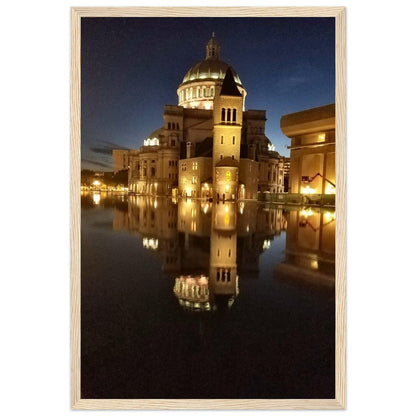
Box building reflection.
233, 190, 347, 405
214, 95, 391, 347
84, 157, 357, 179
274, 208, 335, 291
110, 193, 336, 308
111, 195, 288, 311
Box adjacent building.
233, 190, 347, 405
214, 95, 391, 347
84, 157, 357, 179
112, 149, 130, 173
280, 103, 336, 195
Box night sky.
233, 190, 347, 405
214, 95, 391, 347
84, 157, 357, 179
81, 17, 335, 171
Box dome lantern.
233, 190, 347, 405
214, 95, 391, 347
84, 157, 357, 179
206, 32, 220, 60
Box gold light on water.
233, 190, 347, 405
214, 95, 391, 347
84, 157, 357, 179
324, 211, 336, 221
301, 208, 313, 217
92, 193, 100, 205
310, 259, 319, 270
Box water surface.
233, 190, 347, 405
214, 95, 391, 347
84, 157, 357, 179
81, 193, 335, 399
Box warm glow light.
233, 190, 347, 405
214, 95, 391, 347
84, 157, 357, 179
153, 200, 158, 209
301, 186, 316, 194
318, 133, 326, 141
144, 137, 159, 146
225, 204, 229, 213
325, 184, 336, 194
225, 184, 230, 192
203, 203, 209, 214
267, 143, 275, 151
224, 214, 229, 226
143, 238, 158, 250
239, 202, 245, 214
262, 240, 271, 250
92, 180, 101, 186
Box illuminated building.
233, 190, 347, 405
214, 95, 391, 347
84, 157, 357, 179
120, 35, 284, 198
280, 104, 336, 195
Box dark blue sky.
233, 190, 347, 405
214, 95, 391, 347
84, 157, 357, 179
81, 17, 335, 170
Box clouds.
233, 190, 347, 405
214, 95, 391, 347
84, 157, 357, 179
81, 158, 113, 170
90, 140, 128, 156
81, 139, 131, 171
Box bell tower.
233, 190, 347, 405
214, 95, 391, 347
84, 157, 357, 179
212, 67, 244, 200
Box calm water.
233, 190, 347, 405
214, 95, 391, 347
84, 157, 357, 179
81, 193, 335, 399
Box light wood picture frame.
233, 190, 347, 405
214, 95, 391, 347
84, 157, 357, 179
71, 6, 345, 410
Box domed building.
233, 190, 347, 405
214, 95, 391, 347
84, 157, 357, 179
177, 34, 247, 110
124, 35, 284, 198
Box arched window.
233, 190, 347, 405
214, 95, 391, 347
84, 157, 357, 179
221, 136, 223, 144
221, 108, 225, 122
196, 86, 200, 98
232, 109, 236, 123
202, 86, 206, 97
210, 86, 214, 96
227, 108, 231, 122
232, 136, 235, 145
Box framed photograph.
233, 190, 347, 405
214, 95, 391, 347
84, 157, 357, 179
71, 7, 345, 409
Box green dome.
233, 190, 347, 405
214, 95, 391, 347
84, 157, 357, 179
181, 60, 243, 87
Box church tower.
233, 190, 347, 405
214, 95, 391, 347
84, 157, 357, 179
212, 68, 244, 200
209, 201, 239, 306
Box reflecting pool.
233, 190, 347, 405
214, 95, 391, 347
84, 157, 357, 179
81, 193, 335, 399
